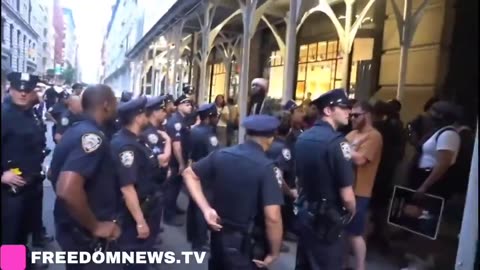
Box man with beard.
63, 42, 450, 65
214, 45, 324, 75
248, 78, 282, 116
345, 101, 383, 270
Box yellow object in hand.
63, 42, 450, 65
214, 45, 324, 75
11, 168, 22, 175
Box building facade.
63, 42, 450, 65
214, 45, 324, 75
31, 0, 55, 75
62, 8, 76, 68
121, 1, 476, 268
52, 0, 64, 68
1, 0, 40, 73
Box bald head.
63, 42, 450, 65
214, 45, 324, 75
81, 84, 117, 121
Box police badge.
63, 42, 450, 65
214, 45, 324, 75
273, 167, 283, 187
148, 134, 159, 144
119, 151, 134, 168
282, 148, 291, 161
61, 117, 69, 126
340, 142, 352, 160
210, 136, 218, 147
81, 133, 102, 153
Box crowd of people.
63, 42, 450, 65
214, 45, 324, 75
1, 71, 476, 270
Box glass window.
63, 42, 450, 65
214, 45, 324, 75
299, 45, 308, 63
308, 43, 317, 62
327, 41, 338, 59
317, 41, 327, 61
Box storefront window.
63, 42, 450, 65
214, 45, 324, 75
208, 63, 227, 102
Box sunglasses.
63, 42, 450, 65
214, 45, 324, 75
350, 113, 365, 118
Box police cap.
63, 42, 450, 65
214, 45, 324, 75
283, 99, 298, 111
7, 72, 40, 92
174, 94, 191, 106
145, 95, 167, 111
242, 114, 280, 137
117, 96, 147, 119
311, 89, 349, 110
197, 103, 217, 119
165, 94, 174, 104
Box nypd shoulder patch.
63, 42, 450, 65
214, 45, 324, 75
273, 167, 283, 187
282, 148, 291, 161
210, 136, 218, 147
119, 151, 134, 168
81, 133, 102, 153
148, 134, 159, 144
61, 117, 69, 126
340, 142, 352, 160
174, 123, 182, 131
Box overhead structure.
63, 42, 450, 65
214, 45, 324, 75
390, 0, 431, 101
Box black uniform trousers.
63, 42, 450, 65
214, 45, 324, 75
32, 181, 46, 239
209, 230, 259, 270
163, 172, 183, 222
294, 210, 344, 270
186, 192, 209, 248
56, 223, 122, 270
1, 186, 36, 244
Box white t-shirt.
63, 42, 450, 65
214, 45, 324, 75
418, 126, 461, 169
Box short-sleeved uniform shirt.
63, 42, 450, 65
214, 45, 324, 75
56, 111, 85, 136
141, 124, 168, 184
49, 118, 121, 227
111, 128, 159, 198
1, 102, 45, 175
191, 140, 284, 230
295, 120, 354, 205
266, 137, 294, 187
189, 124, 220, 162
165, 112, 191, 169
48, 102, 68, 123
346, 127, 383, 198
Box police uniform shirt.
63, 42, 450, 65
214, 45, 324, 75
1, 101, 45, 176
189, 124, 219, 162
191, 140, 284, 229
266, 137, 294, 187
111, 128, 158, 197
48, 101, 68, 123
56, 111, 85, 136
141, 124, 166, 157
295, 120, 354, 203
165, 112, 190, 167
49, 118, 120, 226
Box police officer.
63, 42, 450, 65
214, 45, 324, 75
49, 84, 121, 270
47, 88, 69, 143
187, 103, 220, 251
54, 95, 84, 143
164, 94, 193, 226
182, 114, 284, 269
294, 89, 356, 270
30, 83, 54, 248
111, 97, 162, 269
1, 72, 48, 251
266, 111, 298, 245
71, 83, 84, 96
283, 99, 305, 148
142, 95, 172, 241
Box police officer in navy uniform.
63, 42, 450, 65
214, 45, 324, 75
284, 99, 305, 148
266, 110, 299, 245
164, 94, 193, 226
111, 97, 162, 269
187, 103, 220, 251
49, 85, 121, 270
1, 73, 49, 253
142, 95, 172, 241
183, 114, 284, 270
47, 89, 70, 142
54, 95, 84, 143
294, 89, 356, 270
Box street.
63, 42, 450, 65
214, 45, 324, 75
39, 122, 397, 269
